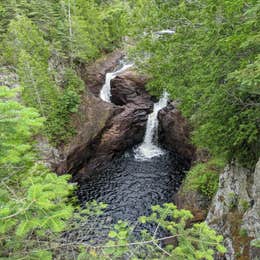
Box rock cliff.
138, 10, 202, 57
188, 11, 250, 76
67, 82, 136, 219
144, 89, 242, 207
206, 159, 260, 259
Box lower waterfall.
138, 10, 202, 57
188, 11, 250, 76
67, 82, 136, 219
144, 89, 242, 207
134, 91, 169, 160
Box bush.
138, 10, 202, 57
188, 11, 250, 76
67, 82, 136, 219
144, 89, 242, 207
46, 69, 84, 145
183, 158, 225, 199
77, 203, 226, 260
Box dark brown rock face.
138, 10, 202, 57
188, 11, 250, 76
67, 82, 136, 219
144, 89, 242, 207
110, 70, 153, 107
57, 51, 195, 181
56, 94, 115, 175
78, 50, 124, 96
57, 52, 154, 179
158, 102, 195, 161
75, 104, 151, 181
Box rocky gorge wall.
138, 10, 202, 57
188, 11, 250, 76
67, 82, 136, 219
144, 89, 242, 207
55, 51, 195, 182
206, 159, 260, 260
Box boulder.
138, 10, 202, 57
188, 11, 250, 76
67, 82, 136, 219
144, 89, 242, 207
75, 103, 151, 181
242, 159, 260, 238
56, 94, 115, 174
57, 53, 154, 179
173, 190, 210, 224
158, 102, 195, 161
110, 70, 153, 107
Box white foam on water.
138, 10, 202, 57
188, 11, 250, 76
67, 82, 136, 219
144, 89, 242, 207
100, 63, 133, 102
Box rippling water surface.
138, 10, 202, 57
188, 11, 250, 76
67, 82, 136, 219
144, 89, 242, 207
78, 149, 187, 223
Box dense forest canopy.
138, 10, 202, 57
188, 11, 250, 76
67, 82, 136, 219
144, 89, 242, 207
129, 0, 260, 167
0, 0, 259, 259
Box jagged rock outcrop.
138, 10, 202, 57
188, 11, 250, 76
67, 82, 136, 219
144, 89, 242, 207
57, 51, 197, 180
242, 159, 260, 238
242, 159, 260, 259
158, 102, 196, 161
110, 70, 153, 107
56, 94, 115, 175
206, 159, 260, 260
57, 53, 153, 178
75, 103, 151, 181
78, 50, 123, 96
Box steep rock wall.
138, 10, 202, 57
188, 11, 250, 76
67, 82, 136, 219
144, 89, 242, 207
206, 159, 260, 259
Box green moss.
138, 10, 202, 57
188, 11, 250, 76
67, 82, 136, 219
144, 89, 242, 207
183, 158, 225, 199
251, 239, 260, 248
228, 192, 238, 210
239, 199, 250, 213
239, 228, 248, 238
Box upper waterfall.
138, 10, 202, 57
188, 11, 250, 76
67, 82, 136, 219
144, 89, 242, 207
100, 63, 133, 102
135, 91, 169, 160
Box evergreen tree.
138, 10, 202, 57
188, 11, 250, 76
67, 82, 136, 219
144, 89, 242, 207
0, 86, 74, 258
130, 0, 260, 167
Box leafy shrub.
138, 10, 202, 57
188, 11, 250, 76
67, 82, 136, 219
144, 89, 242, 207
78, 203, 226, 259
46, 69, 84, 145
0, 86, 74, 259
183, 158, 225, 199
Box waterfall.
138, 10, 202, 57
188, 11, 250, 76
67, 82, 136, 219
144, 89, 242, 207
100, 63, 133, 102
135, 91, 169, 160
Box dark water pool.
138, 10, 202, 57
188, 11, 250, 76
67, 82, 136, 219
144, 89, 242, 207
77, 149, 188, 224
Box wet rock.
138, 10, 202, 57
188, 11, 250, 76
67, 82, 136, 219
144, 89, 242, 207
75, 103, 151, 181
110, 70, 153, 108
56, 51, 124, 174
57, 52, 154, 178
56, 51, 195, 183
158, 102, 195, 161
78, 50, 124, 96
56, 94, 115, 174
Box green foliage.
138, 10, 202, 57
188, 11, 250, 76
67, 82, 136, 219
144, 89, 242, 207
239, 228, 248, 238
0, 88, 225, 259
100, 0, 130, 50
0, 15, 50, 64
0, 86, 74, 258
183, 158, 224, 198
99, 203, 226, 259
251, 238, 260, 248
228, 192, 238, 210
46, 68, 84, 144
104, 220, 132, 258
0, 86, 43, 171
130, 0, 260, 167
239, 199, 250, 213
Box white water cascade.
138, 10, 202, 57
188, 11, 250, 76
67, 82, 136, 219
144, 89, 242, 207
100, 63, 133, 102
135, 91, 169, 160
